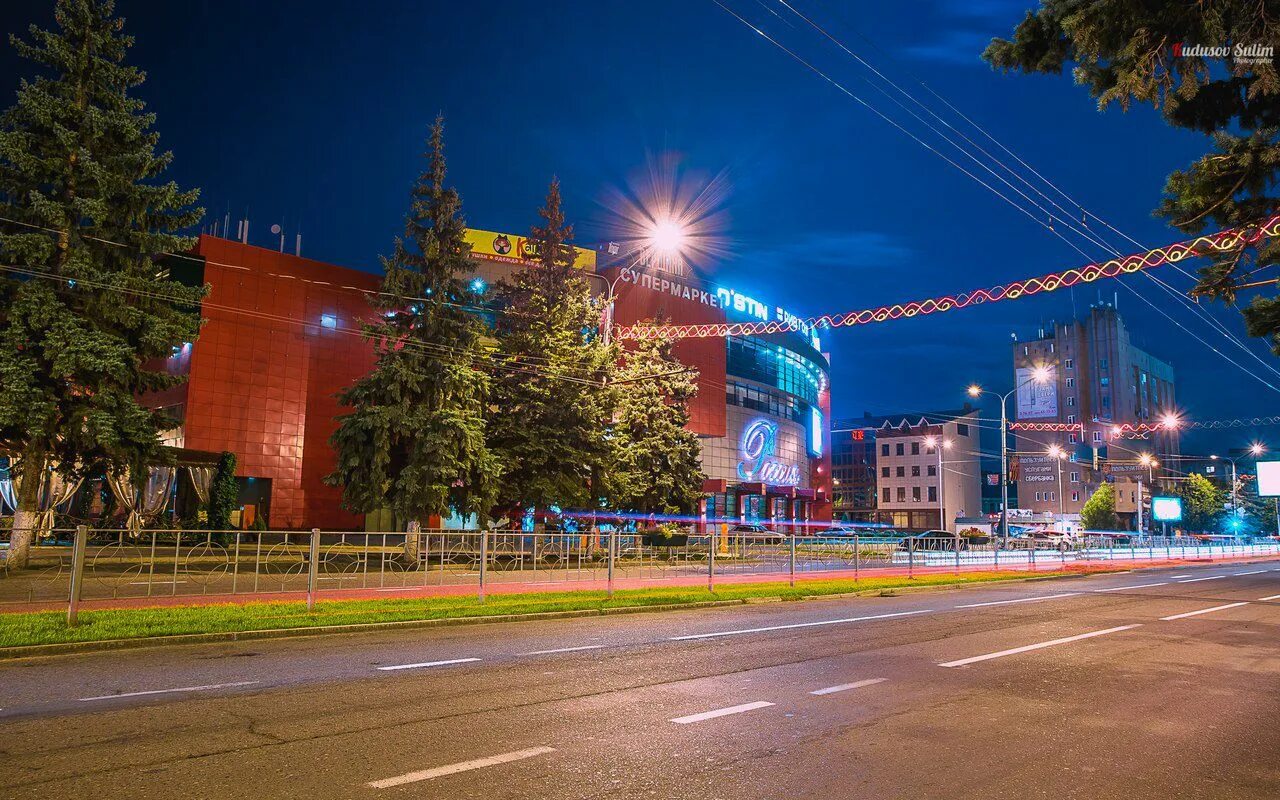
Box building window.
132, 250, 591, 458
1093, 431, 1102, 442
881, 466, 889, 478
1048, 491, 1055, 501
927, 464, 937, 477
912, 487, 921, 502
1070, 471, 1080, 483
1101, 395, 1111, 409
1099, 358, 1108, 370
883, 487, 890, 502
896, 487, 906, 502
1035, 491, 1042, 502
1068, 433, 1078, 444
896, 443, 904, 456
1072, 491, 1080, 502
1066, 396, 1075, 407
956, 423, 969, 437
1065, 377, 1075, 388
1100, 376, 1110, 387
1065, 359, 1073, 369
910, 442, 919, 455
911, 465, 920, 477
928, 486, 937, 502
896, 466, 905, 478
881, 443, 889, 456
1067, 414, 1076, 424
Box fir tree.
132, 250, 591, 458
326, 117, 499, 527
488, 178, 615, 517
0, 0, 204, 567
608, 327, 705, 514
1080, 482, 1118, 530
983, 3, 1280, 349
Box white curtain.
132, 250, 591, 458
6, 461, 82, 538
108, 466, 176, 535
0, 458, 17, 514
187, 465, 214, 505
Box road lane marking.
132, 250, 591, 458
810, 678, 887, 696
78, 681, 259, 702
1160, 602, 1250, 621
367, 746, 556, 788
1093, 582, 1169, 592
1167, 574, 1193, 578
521, 645, 605, 656
668, 609, 932, 641
938, 625, 1142, 668
1259, 594, 1280, 601
376, 658, 480, 672
1177, 576, 1225, 583
955, 593, 1078, 609
1234, 570, 1266, 576
670, 701, 774, 724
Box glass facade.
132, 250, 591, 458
726, 336, 823, 407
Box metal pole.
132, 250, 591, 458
1056, 456, 1064, 524
607, 527, 616, 599
854, 533, 859, 582
999, 393, 1010, 548
907, 535, 914, 579
708, 525, 716, 592
789, 533, 796, 587
67, 524, 88, 627
478, 529, 488, 602
306, 528, 320, 612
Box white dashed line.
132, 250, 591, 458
367, 746, 556, 788
78, 681, 259, 702
810, 678, 886, 696
1234, 570, 1266, 576
955, 593, 1079, 609
1160, 602, 1250, 621
376, 658, 480, 672
1259, 594, 1280, 601
670, 701, 775, 724
1177, 576, 1225, 583
521, 645, 606, 656
938, 625, 1142, 668
1093, 582, 1169, 592
669, 609, 933, 641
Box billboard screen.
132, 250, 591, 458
1015, 366, 1058, 419
1257, 460, 1280, 497
1151, 496, 1183, 522
464, 229, 596, 270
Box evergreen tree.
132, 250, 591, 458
326, 117, 499, 527
608, 328, 705, 514
208, 451, 237, 531
488, 178, 614, 517
1177, 473, 1226, 533
1080, 482, 1118, 530
983, 3, 1280, 349
0, 0, 204, 567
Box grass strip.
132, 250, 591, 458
0, 570, 1074, 649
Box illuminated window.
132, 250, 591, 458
320, 314, 337, 329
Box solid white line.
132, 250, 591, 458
955, 593, 1078, 609
376, 658, 480, 672
809, 678, 887, 696
78, 681, 259, 702
367, 746, 556, 788
521, 645, 606, 656
1177, 576, 1225, 583
1093, 582, 1169, 592
938, 625, 1142, 668
1234, 570, 1266, 576
670, 701, 774, 724
1160, 602, 1250, 621
1258, 594, 1280, 601
668, 609, 932, 641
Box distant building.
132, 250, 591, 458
832, 406, 982, 531
1012, 303, 1178, 527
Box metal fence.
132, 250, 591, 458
3, 527, 1279, 624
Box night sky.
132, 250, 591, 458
2, 0, 1273, 455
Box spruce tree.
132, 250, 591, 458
1080, 483, 1118, 531
488, 178, 615, 518
0, 0, 204, 567
608, 328, 705, 515
983, 2, 1280, 349
326, 117, 499, 527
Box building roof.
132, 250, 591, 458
832, 404, 977, 432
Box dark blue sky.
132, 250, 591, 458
3, 0, 1273, 453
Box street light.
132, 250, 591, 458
1209, 452, 1243, 519
924, 436, 952, 532
1047, 444, 1066, 526
968, 366, 1053, 546
591, 217, 691, 346
1137, 452, 1158, 535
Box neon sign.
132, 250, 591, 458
737, 419, 801, 486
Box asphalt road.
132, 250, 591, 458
2, 560, 1279, 799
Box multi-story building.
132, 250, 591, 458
831, 417, 880, 522
1012, 303, 1178, 527
873, 406, 982, 531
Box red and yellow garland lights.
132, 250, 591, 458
616, 214, 1280, 341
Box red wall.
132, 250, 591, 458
180, 236, 378, 529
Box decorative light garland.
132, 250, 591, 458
1010, 416, 1280, 438
617, 214, 1280, 341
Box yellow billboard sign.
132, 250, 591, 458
465, 228, 596, 271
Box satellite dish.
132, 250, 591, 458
270, 224, 282, 234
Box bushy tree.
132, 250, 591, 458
0, 0, 204, 566
983, 3, 1280, 349
1080, 482, 1118, 530
1177, 472, 1226, 533
608, 329, 705, 514
208, 451, 237, 531
487, 178, 614, 516
327, 117, 499, 527
1238, 474, 1278, 536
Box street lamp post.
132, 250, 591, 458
925, 436, 952, 532
1210, 443, 1266, 534
587, 218, 690, 346
1137, 452, 1158, 536
969, 367, 1051, 547
1048, 445, 1065, 527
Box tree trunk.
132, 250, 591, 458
8, 455, 43, 570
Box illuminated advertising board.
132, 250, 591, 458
1151, 496, 1183, 522
1015, 365, 1058, 419
465, 229, 596, 270
1257, 460, 1280, 497
808, 407, 823, 457
737, 418, 801, 486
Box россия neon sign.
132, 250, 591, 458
737, 419, 801, 486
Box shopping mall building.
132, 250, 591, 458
153, 232, 831, 529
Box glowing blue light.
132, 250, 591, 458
469, 277, 487, 294
320, 314, 337, 329
1151, 496, 1183, 522
809, 407, 823, 457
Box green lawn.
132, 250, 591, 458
0, 570, 1074, 649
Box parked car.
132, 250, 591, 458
729, 522, 788, 541
897, 531, 968, 552
1010, 530, 1077, 550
